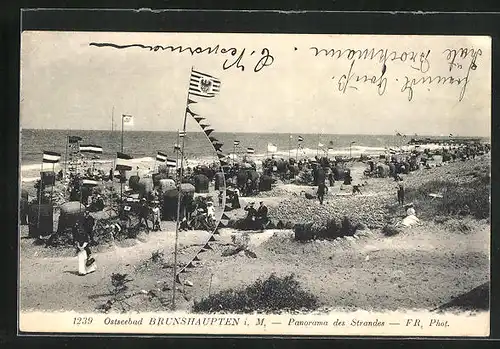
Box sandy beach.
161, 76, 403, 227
19, 154, 490, 313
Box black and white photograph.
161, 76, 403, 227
18, 31, 491, 336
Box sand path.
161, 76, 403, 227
19, 228, 211, 312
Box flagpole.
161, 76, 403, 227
172, 67, 193, 310
288, 134, 291, 159
37, 161, 43, 233
120, 115, 125, 201
295, 142, 299, 161
316, 134, 320, 157
121, 115, 124, 153
64, 136, 69, 180
51, 163, 55, 206
175, 132, 180, 181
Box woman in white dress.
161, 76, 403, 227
74, 224, 97, 276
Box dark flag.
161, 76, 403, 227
68, 136, 82, 143
116, 152, 133, 171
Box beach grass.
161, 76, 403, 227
192, 273, 319, 314
405, 177, 490, 220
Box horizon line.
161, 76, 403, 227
20, 128, 489, 138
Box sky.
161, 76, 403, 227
20, 31, 491, 137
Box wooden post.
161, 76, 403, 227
51, 163, 55, 206
36, 162, 43, 233
64, 135, 69, 180
172, 67, 193, 310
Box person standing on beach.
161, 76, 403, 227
152, 202, 161, 231
328, 169, 335, 187
138, 199, 150, 232
82, 210, 96, 245
397, 179, 405, 206
256, 201, 269, 229
317, 181, 328, 205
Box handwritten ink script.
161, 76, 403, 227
89, 41, 485, 102
89, 42, 275, 73
310, 47, 483, 102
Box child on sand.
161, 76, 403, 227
397, 179, 405, 206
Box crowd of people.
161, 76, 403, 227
26, 140, 490, 275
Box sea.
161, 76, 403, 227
19, 129, 488, 182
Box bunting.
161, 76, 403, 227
186, 107, 198, 118
174, 68, 226, 286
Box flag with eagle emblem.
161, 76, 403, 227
188, 70, 221, 98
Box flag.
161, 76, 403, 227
79, 144, 103, 154
81, 179, 100, 187
174, 144, 181, 151
188, 69, 221, 98
42, 151, 61, 163
179, 131, 186, 138
267, 143, 277, 153
156, 151, 168, 162
247, 148, 255, 154
298, 136, 304, 142
234, 140, 240, 146
116, 152, 133, 171
122, 114, 134, 126
166, 159, 177, 168
396, 131, 402, 137
449, 133, 453, 137
68, 136, 82, 143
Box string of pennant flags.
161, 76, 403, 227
173, 68, 231, 285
